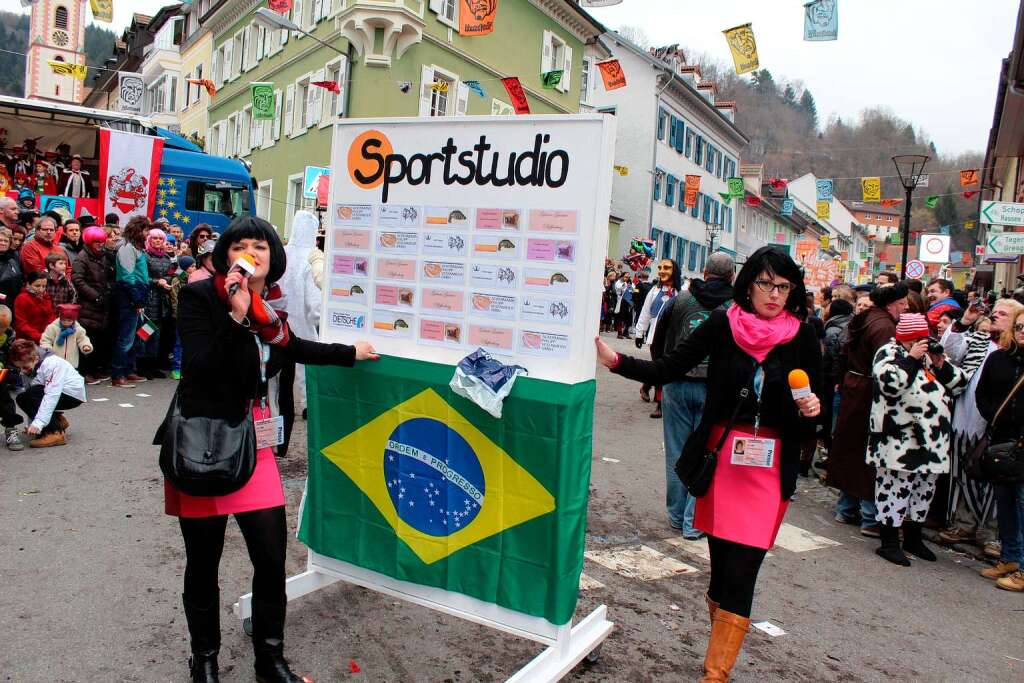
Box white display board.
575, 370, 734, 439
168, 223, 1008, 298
320, 115, 616, 384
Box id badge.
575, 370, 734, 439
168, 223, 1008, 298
730, 436, 776, 468
254, 415, 285, 450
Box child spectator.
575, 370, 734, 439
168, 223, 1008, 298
40, 304, 92, 369
14, 272, 53, 343
9, 338, 85, 448
44, 252, 76, 307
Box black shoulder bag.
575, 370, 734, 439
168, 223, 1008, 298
967, 370, 1024, 484
678, 366, 756, 497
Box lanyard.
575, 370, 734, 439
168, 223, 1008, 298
255, 335, 269, 411
752, 365, 765, 436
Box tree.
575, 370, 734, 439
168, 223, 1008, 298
782, 84, 797, 108
934, 188, 959, 228
751, 69, 777, 96
617, 24, 650, 49
799, 90, 818, 131
902, 123, 916, 145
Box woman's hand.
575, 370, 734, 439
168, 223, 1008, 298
908, 339, 929, 360
595, 336, 619, 368
81, 345, 92, 354
224, 271, 250, 320
795, 392, 821, 418
25, 425, 40, 436
354, 341, 379, 361
960, 306, 980, 327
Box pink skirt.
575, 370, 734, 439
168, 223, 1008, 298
694, 423, 789, 550
165, 406, 285, 518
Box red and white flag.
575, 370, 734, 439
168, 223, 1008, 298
98, 129, 164, 222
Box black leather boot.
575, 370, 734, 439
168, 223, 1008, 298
182, 594, 220, 683
252, 599, 312, 683
875, 523, 911, 566
902, 521, 937, 561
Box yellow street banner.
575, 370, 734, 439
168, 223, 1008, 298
816, 200, 830, 220
89, 0, 113, 23
48, 61, 88, 80
723, 23, 759, 75
430, 81, 450, 93
861, 176, 881, 203
819, 234, 830, 249
613, 165, 629, 176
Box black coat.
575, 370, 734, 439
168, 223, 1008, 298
0, 250, 23, 309
976, 348, 1024, 443
71, 247, 114, 331
612, 308, 822, 500
176, 278, 355, 423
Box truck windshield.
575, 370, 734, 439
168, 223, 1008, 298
186, 182, 249, 217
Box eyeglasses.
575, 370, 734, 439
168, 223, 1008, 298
1015, 323, 1024, 333
753, 279, 793, 295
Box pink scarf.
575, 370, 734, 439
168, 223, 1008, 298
726, 303, 800, 362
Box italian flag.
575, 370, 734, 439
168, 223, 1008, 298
137, 315, 156, 341
300, 358, 595, 626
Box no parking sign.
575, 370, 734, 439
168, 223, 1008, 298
905, 259, 925, 279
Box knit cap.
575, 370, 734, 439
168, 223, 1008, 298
56, 304, 80, 321
895, 313, 929, 342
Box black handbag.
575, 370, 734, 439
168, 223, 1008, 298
157, 390, 257, 497
678, 368, 755, 497
967, 370, 1024, 484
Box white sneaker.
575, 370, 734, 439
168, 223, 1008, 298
6, 428, 24, 451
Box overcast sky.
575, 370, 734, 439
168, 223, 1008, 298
17, 0, 1019, 156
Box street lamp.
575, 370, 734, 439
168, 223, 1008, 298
892, 154, 930, 279
704, 218, 723, 255
253, 8, 347, 56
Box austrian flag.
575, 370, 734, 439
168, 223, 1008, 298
98, 129, 164, 222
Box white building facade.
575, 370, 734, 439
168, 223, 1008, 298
140, 8, 184, 130
591, 39, 748, 279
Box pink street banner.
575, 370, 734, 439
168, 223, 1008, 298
98, 129, 164, 222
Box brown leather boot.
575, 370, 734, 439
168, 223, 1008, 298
700, 609, 750, 682
705, 593, 719, 623
29, 431, 66, 448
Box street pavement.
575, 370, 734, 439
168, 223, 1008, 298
1, 332, 1021, 682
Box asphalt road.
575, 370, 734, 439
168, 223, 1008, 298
1, 332, 1020, 682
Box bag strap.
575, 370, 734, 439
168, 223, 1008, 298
711, 364, 759, 455
990, 368, 1024, 430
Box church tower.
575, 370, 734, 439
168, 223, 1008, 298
25, 0, 89, 104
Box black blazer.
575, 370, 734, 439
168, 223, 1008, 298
176, 278, 354, 423
613, 309, 822, 500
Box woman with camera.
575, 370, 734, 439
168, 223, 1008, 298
595, 246, 822, 682
867, 313, 968, 566
166, 216, 378, 683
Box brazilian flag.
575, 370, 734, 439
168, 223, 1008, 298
299, 357, 595, 626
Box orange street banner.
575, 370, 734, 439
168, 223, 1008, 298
597, 59, 627, 90
959, 169, 979, 187
684, 174, 701, 208
459, 0, 497, 37
795, 239, 818, 263
879, 198, 903, 208
723, 23, 759, 75
861, 177, 881, 203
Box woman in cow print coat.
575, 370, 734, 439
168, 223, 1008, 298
868, 312, 969, 566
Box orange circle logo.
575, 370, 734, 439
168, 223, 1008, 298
347, 130, 394, 190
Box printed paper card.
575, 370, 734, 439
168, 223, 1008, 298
377, 231, 419, 254
332, 255, 370, 277
520, 296, 572, 326
375, 257, 417, 281
473, 236, 520, 259
523, 268, 574, 294
419, 318, 465, 348
469, 292, 517, 320
420, 288, 465, 315
334, 203, 373, 226
518, 330, 570, 357
475, 208, 522, 231
424, 206, 471, 229
528, 209, 578, 234
468, 324, 515, 355
421, 260, 466, 284
334, 229, 371, 251
327, 309, 367, 332
377, 204, 422, 229
422, 231, 468, 257
374, 284, 415, 310
526, 238, 576, 263
328, 277, 368, 305
469, 263, 520, 289
372, 310, 414, 338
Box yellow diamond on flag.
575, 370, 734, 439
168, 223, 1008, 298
321, 388, 555, 565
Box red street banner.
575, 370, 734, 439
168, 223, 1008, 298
459, 0, 497, 36
311, 80, 341, 94
962, 190, 979, 199
268, 0, 293, 14
98, 129, 163, 222
684, 174, 701, 208
879, 198, 903, 208
745, 195, 762, 207
501, 77, 530, 114
597, 59, 627, 90
188, 79, 216, 98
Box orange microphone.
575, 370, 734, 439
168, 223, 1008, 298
788, 369, 811, 401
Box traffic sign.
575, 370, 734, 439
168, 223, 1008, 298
986, 232, 1024, 256
905, 259, 925, 279
303, 165, 331, 200
980, 201, 1024, 226
919, 234, 950, 263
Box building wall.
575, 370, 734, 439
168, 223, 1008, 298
26, 0, 88, 104
178, 32, 214, 141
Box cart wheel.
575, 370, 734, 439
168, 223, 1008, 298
585, 644, 602, 664
242, 617, 253, 637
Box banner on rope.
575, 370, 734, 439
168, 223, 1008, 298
613, 165, 629, 176
816, 200, 830, 220
803, 0, 838, 41
117, 72, 145, 114
48, 61, 87, 80
597, 59, 627, 90
861, 177, 881, 203
723, 23, 759, 75
89, 0, 113, 22
501, 77, 530, 114
925, 195, 939, 209
727, 177, 745, 197
684, 174, 701, 208
251, 82, 276, 120
188, 78, 216, 98
780, 198, 794, 216
464, 80, 486, 98
880, 198, 903, 208
541, 70, 563, 90
459, 0, 498, 37
959, 169, 979, 187
815, 179, 833, 202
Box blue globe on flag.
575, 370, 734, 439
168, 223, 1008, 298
384, 418, 485, 537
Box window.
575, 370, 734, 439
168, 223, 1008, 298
665, 174, 675, 207
153, 17, 184, 50
225, 115, 236, 156
186, 181, 249, 217
657, 109, 667, 141
580, 57, 596, 105
694, 136, 704, 165
700, 246, 707, 271
688, 242, 698, 272
323, 57, 348, 120
663, 232, 674, 261
691, 193, 700, 218
653, 170, 663, 201
673, 119, 684, 153
419, 65, 460, 117
678, 184, 686, 212
192, 64, 203, 104
55, 6, 68, 30
430, 0, 457, 28
667, 114, 676, 147
231, 30, 245, 79
541, 30, 572, 93
305, 69, 324, 127
284, 84, 295, 136
272, 88, 283, 143
239, 107, 251, 155
676, 238, 687, 268
293, 75, 310, 134
207, 124, 219, 156
168, 75, 177, 112
285, 174, 304, 234
685, 128, 694, 159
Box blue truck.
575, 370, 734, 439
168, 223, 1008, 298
0, 95, 254, 236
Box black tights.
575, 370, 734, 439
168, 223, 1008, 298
179, 506, 287, 613
707, 535, 768, 618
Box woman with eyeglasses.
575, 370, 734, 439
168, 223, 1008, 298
595, 246, 822, 681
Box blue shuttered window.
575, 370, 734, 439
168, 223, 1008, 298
665, 174, 676, 206
688, 242, 698, 272
653, 169, 663, 201
657, 110, 667, 141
